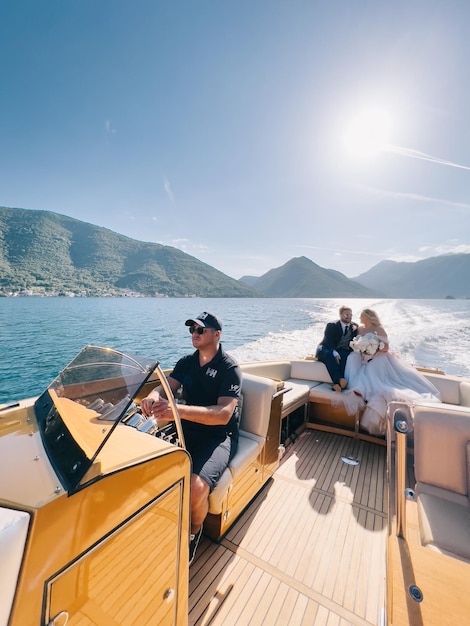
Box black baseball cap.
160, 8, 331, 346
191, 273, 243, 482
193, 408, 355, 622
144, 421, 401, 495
185, 312, 222, 331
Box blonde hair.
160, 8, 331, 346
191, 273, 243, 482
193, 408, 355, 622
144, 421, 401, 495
339, 305, 352, 315
361, 308, 381, 326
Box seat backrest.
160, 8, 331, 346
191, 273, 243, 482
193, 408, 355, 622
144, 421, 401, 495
414, 405, 470, 497
459, 381, 470, 407
240, 361, 291, 381
290, 359, 332, 383
422, 372, 463, 405
239, 373, 277, 439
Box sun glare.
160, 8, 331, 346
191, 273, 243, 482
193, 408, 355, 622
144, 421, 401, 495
342, 107, 392, 158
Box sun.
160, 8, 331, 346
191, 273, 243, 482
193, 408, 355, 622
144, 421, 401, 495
342, 107, 392, 158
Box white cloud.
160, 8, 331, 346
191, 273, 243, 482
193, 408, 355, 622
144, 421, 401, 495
433, 243, 470, 255
105, 120, 116, 134
166, 238, 209, 255
385, 242, 470, 264
386, 144, 470, 172
385, 253, 422, 264
360, 186, 470, 211
193, 243, 209, 253
164, 177, 175, 203
171, 238, 189, 247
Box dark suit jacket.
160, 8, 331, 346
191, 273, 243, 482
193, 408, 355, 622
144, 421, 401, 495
318, 320, 357, 352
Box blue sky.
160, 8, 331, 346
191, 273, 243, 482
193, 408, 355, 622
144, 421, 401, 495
1, 1, 469, 279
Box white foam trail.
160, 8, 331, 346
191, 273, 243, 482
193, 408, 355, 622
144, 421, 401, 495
229, 299, 470, 378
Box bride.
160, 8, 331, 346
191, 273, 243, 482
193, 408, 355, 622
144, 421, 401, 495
340, 308, 441, 436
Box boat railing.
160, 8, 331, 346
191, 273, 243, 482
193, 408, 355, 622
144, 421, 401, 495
393, 410, 410, 539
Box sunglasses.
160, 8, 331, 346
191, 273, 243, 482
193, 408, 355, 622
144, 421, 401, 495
189, 325, 209, 335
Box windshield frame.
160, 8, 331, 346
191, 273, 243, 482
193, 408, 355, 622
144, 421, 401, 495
34, 345, 159, 491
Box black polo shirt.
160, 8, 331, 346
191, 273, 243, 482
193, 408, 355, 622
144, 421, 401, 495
171, 345, 242, 437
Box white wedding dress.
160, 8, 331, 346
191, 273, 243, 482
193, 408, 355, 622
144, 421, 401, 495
338, 337, 441, 436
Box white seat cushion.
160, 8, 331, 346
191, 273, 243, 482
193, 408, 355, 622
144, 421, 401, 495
0, 508, 30, 626
417, 485, 470, 561
208, 468, 232, 513
281, 380, 311, 416
309, 382, 341, 403
208, 434, 263, 513
228, 434, 262, 480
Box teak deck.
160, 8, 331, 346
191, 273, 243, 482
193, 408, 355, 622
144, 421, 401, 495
189, 429, 387, 626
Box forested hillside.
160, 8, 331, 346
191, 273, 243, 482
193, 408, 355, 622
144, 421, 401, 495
0, 207, 259, 297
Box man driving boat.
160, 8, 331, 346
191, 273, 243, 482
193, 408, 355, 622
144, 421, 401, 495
141, 312, 242, 564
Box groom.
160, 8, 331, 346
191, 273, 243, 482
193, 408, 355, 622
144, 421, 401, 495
316, 305, 358, 392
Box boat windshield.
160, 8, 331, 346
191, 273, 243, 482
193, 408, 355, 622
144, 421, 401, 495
34, 345, 158, 491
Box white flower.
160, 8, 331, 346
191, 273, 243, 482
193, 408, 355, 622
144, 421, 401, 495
349, 333, 385, 361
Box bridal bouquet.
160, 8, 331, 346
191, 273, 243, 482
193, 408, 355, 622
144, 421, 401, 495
349, 333, 385, 361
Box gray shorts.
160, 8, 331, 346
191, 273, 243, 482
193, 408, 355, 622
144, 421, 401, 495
186, 431, 238, 492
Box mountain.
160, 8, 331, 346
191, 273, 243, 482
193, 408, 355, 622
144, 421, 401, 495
3, 206, 466, 299
238, 275, 260, 288
0, 207, 259, 297
240, 256, 380, 297
353, 254, 470, 299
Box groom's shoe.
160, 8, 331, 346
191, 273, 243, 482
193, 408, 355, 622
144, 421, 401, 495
332, 383, 342, 393
339, 378, 347, 389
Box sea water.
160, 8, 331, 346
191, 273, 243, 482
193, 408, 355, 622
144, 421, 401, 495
1, 297, 469, 404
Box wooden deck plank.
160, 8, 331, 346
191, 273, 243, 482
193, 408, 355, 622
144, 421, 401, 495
225, 478, 277, 545
345, 444, 364, 504
369, 444, 385, 512
284, 488, 324, 579
299, 492, 334, 589
237, 480, 298, 558
191, 556, 256, 625
314, 605, 333, 626
189, 430, 386, 626
278, 430, 325, 484
311, 499, 349, 594
189, 544, 234, 623
288, 595, 314, 626
315, 435, 345, 493
365, 514, 386, 624
274, 587, 307, 625
298, 431, 336, 482
300, 598, 320, 625
231, 566, 267, 626
354, 511, 376, 618
244, 572, 283, 625
273, 479, 334, 575
331, 503, 364, 607
275, 490, 315, 573
259, 579, 291, 625
354, 445, 372, 508
321, 500, 355, 599
291, 492, 330, 583
341, 507, 368, 614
